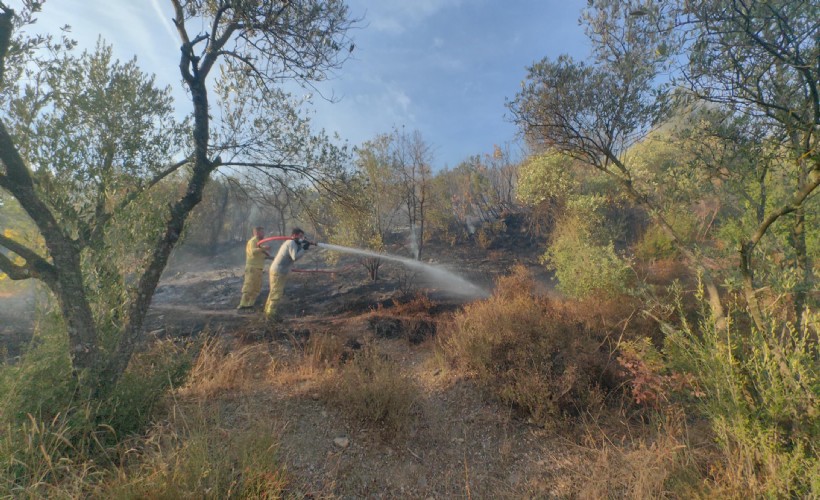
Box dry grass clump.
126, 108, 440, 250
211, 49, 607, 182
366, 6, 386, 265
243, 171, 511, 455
575, 428, 700, 498
269, 330, 348, 389
0, 412, 103, 498
99, 403, 288, 498
390, 292, 437, 315
442, 265, 614, 426
182, 337, 274, 397
320, 347, 420, 435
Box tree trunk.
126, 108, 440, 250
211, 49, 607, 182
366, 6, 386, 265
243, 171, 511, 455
0, 121, 104, 385
739, 242, 766, 331
105, 78, 215, 386
791, 205, 810, 329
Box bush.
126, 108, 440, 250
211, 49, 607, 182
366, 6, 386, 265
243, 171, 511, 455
442, 266, 611, 425
0, 318, 194, 495
99, 339, 192, 438
634, 224, 679, 261
664, 304, 820, 497
544, 207, 632, 299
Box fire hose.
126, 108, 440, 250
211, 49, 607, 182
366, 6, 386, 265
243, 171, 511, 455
257, 236, 349, 274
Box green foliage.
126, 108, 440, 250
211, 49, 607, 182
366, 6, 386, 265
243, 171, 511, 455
634, 210, 698, 262
516, 152, 575, 206
543, 197, 631, 299
634, 224, 678, 261
443, 266, 607, 425
96, 340, 192, 439
0, 317, 193, 493
664, 297, 820, 497
0, 313, 77, 424
326, 134, 400, 251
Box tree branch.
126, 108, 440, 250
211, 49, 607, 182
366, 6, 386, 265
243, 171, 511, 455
0, 232, 57, 285
0, 2, 13, 85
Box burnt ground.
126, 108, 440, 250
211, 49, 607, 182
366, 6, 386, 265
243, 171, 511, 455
2, 238, 548, 359
143, 237, 551, 340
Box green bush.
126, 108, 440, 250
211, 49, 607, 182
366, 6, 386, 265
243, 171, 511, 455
0, 315, 194, 494
0, 312, 80, 422
664, 302, 820, 497
443, 266, 609, 425
544, 213, 631, 299
97, 339, 193, 439
634, 224, 679, 261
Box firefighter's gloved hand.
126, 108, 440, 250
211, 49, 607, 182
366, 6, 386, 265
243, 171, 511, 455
301, 240, 311, 250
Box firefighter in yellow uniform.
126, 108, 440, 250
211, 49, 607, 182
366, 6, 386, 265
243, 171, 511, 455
264, 227, 311, 322
237, 226, 271, 310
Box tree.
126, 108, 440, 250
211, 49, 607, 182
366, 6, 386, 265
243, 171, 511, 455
681, 0, 819, 326
325, 133, 402, 280
393, 128, 433, 260
509, 0, 727, 321
0, 0, 356, 393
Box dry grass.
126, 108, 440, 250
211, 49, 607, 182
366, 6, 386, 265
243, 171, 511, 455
265, 330, 348, 391
576, 433, 695, 498
180, 337, 274, 398
569, 410, 707, 499
319, 347, 421, 436
98, 401, 289, 499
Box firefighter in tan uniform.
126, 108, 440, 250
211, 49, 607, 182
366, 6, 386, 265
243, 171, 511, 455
264, 227, 312, 322
237, 226, 271, 310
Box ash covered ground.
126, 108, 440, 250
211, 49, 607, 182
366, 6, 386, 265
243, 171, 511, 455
1, 237, 550, 357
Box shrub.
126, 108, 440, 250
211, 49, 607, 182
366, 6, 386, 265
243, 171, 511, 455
664, 304, 820, 497
99, 339, 192, 438
475, 221, 503, 250
544, 210, 631, 299
634, 224, 679, 261
442, 266, 610, 425
0, 318, 195, 494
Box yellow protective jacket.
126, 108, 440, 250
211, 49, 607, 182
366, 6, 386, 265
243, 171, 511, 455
245, 236, 268, 268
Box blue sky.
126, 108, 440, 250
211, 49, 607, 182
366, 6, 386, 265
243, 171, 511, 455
30, 0, 590, 168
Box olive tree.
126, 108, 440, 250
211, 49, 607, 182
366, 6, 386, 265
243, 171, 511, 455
0, 0, 355, 394
681, 0, 819, 326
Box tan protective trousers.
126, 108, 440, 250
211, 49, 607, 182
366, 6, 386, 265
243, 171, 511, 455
238, 266, 264, 308
264, 272, 288, 321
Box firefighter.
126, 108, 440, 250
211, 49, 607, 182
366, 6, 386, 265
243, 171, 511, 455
264, 227, 313, 322
237, 226, 271, 310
